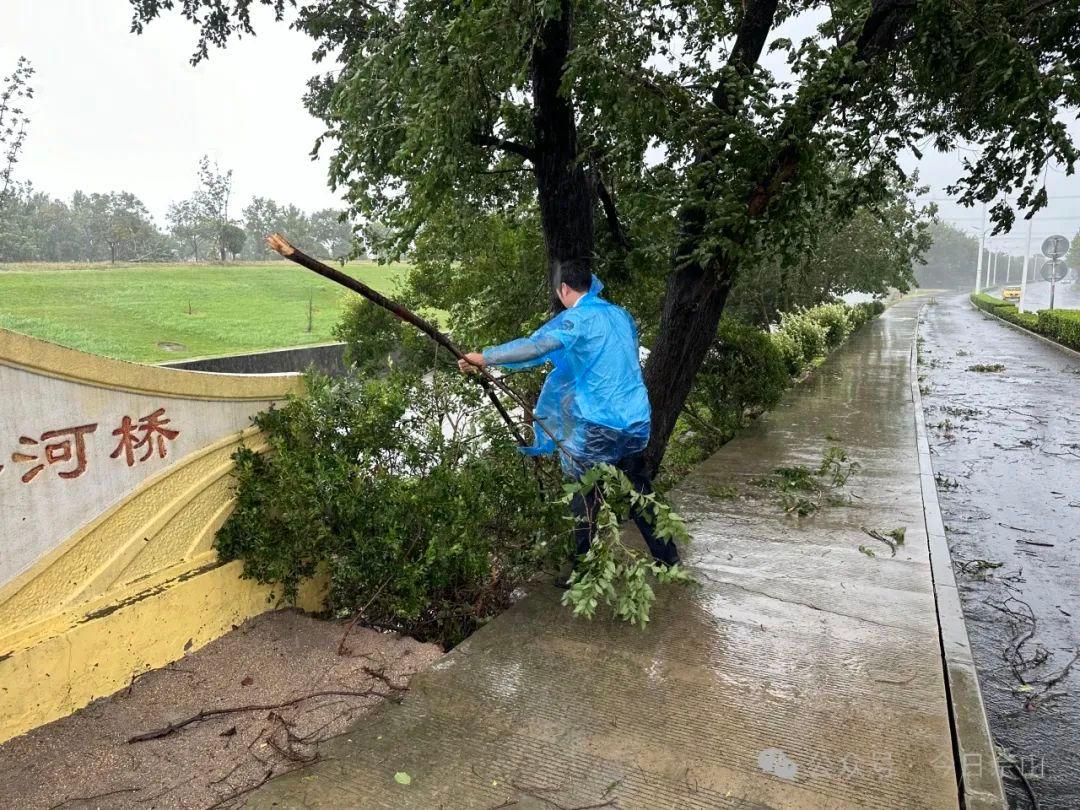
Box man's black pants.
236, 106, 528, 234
569, 451, 680, 566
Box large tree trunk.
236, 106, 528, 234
530, 0, 593, 312
640, 0, 910, 472
642, 258, 732, 473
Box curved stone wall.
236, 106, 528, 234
0, 329, 323, 743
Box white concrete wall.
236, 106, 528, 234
0, 337, 295, 589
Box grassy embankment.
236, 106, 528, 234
971, 292, 1080, 352
0, 261, 409, 363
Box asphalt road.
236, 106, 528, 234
919, 293, 1080, 810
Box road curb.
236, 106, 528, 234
912, 306, 1008, 809
968, 297, 1080, 361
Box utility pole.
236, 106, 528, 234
974, 202, 987, 292
1020, 219, 1033, 311
991, 247, 998, 287
1005, 252, 1012, 284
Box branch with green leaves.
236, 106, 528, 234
560, 464, 696, 629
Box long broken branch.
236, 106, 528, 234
266, 234, 530, 447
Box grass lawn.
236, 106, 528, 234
0, 261, 409, 363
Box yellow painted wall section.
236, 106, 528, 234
0, 559, 325, 743
0, 329, 323, 744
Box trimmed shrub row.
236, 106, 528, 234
772, 299, 885, 375
661, 298, 887, 486
664, 298, 886, 485
970, 292, 1080, 352
1036, 309, 1080, 352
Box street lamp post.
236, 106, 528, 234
974, 203, 987, 292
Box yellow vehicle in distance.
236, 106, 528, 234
1002, 285, 1022, 303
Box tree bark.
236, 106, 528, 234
530, 0, 594, 311
641, 0, 914, 472
641, 0, 781, 472
643, 259, 735, 470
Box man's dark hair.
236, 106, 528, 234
557, 263, 591, 293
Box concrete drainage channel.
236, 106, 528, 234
160, 341, 349, 376
911, 304, 1006, 809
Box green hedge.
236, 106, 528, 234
770, 299, 884, 375
805, 302, 854, 348
690, 319, 791, 439
969, 292, 1080, 347
663, 298, 886, 486
1036, 309, 1080, 352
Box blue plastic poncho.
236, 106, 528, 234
482, 277, 651, 477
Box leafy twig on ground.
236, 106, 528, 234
860, 526, 905, 557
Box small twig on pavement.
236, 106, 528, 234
204, 768, 274, 810
998, 522, 1035, 534
1004, 758, 1041, 810
861, 526, 897, 557
48, 788, 140, 810
127, 688, 401, 743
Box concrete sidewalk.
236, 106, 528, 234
246, 299, 987, 809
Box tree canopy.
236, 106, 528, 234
129, 0, 1080, 466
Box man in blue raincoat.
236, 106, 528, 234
458, 265, 681, 581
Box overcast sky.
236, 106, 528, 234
2, 1, 1078, 256
1, 1, 341, 224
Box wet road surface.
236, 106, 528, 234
245, 299, 967, 808
919, 293, 1080, 809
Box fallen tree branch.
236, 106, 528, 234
266, 234, 530, 448
127, 687, 401, 744
267, 234, 583, 470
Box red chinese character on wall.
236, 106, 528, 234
110, 407, 181, 466
10, 423, 99, 483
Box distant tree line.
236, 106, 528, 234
0, 59, 361, 265
0, 157, 359, 264
916, 221, 1045, 291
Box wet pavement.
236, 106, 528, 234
245, 299, 965, 809
919, 293, 1080, 809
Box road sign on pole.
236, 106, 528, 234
1042, 234, 1070, 260
1040, 259, 1069, 310
1040, 260, 1069, 283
